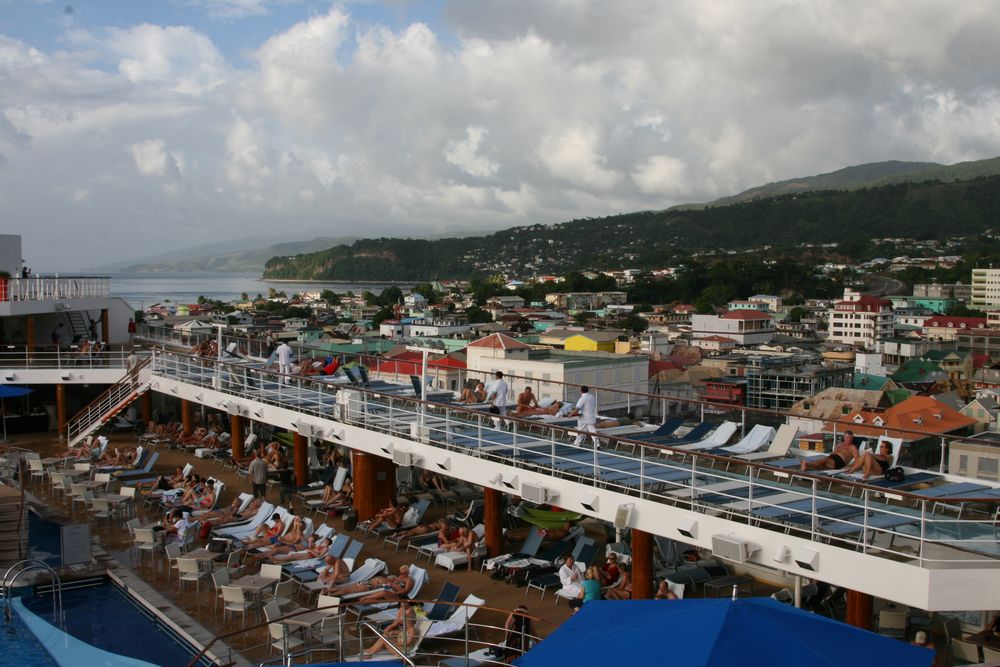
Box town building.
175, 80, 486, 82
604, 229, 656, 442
825, 289, 893, 349
971, 268, 1000, 309
743, 355, 854, 411
691, 311, 775, 346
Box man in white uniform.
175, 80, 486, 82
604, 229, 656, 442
570, 386, 598, 446
488, 371, 509, 428
275, 341, 293, 384
558, 555, 583, 598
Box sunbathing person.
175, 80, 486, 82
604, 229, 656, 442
419, 469, 448, 493
513, 387, 539, 415
321, 478, 354, 510
172, 479, 216, 514
842, 439, 893, 480
246, 513, 286, 546
257, 527, 320, 562
362, 500, 405, 531
604, 563, 632, 600
200, 496, 263, 535
357, 565, 415, 604
137, 466, 186, 494
457, 382, 486, 404
317, 554, 351, 587
246, 515, 304, 553
272, 536, 331, 564
327, 565, 411, 597
511, 401, 570, 418
655, 579, 678, 600
394, 518, 449, 541
801, 431, 860, 472
439, 526, 478, 569
362, 601, 418, 658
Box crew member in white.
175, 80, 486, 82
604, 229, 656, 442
570, 386, 599, 446
488, 371, 509, 428
275, 341, 293, 384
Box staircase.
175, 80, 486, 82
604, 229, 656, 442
64, 311, 91, 341
66, 357, 152, 448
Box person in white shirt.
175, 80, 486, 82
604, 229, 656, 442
558, 555, 583, 598
275, 341, 293, 383
488, 371, 510, 427
570, 386, 599, 447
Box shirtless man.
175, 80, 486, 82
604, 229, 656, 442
317, 554, 351, 587
440, 526, 478, 569
327, 565, 411, 597
247, 516, 304, 554
842, 439, 893, 480
801, 431, 859, 472
513, 387, 539, 415
271, 535, 331, 563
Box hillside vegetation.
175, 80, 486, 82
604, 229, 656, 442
264, 175, 1000, 281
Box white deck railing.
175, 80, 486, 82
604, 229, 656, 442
0, 275, 110, 302
0, 346, 134, 370
150, 350, 1000, 570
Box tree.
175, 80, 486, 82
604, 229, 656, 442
412, 282, 440, 303
320, 289, 340, 306
240, 292, 250, 301
786, 306, 806, 323
464, 305, 493, 324
946, 303, 987, 318
618, 312, 649, 333
371, 307, 395, 327
573, 311, 595, 324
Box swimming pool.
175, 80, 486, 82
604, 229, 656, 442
6, 510, 210, 667
18, 580, 201, 666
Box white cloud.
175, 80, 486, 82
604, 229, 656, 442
2, 1, 1000, 269
445, 126, 498, 177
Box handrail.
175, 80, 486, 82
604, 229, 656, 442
66, 356, 151, 445
150, 349, 1000, 507
149, 349, 1000, 574
136, 323, 988, 452
2, 559, 62, 626
358, 621, 415, 666
184, 597, 552, 667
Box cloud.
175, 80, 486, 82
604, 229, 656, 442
2, 1, 1000, 269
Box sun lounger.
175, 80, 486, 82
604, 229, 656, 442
732, 424, 798, 462
434, 525, 487, 571
425, 593, 485, 638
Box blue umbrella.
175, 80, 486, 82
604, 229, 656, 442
0, 385, 34, 441
515, 598, 934, 667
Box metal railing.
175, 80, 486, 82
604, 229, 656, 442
186, 597, 547, 667
0, 346, 139, 371
0, 275, 110, 302
66, 356, 151, 447
150, 350, 1000, 570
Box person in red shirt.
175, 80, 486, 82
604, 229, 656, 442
600, 552, 621, 586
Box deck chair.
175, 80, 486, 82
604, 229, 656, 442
711, 424, 775, 456
425, 594, 485, 638
532, 539, 597, 602
370, 498, 431, 539
672, 422, 739, 452
733, 424, 798, 463
626, 418, 683, 442
481, 526, 544, 572
825, 436, 903, 481
297, 539, 365, 596
347, 564, 430, 615
365, 582, 462, 628
214, 503, 279, 539
434, 524, 487, 571
343, 619, 431, 662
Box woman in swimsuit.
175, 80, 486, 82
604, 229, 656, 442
843, 440, 893, 480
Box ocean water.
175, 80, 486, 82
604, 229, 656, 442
100, 272, 411, 310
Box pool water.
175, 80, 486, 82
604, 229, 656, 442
0, 611, 59, 667
24, 583, 198, 666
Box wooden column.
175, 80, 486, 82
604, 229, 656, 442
56, 384, 66, 441
100, 308, 110, 344
181, 399, 194, 436
845, 590, 874, 630
631, 528, 654, 600
483, 487, 504, 557
293, 433, 309, 487
231, 415, 245, 459
352, 451, 395, 521
141, 392, 152, 424
25, 315, 35, 353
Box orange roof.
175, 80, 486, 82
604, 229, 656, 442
720, 310, 772, 320
824, 395, 976, 441
466, 333, 531, 350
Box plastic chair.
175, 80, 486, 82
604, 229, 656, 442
876, 609, 908, 638
951, 638, 982, 664
178, 558, 211, 596
221, 585, 256, 629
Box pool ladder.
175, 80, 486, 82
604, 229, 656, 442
2, 559, 63, 626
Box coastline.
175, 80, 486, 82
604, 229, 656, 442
260, 278, 416, 287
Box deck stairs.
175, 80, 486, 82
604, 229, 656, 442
64, 311, 91, 340
66, 358, 152, 448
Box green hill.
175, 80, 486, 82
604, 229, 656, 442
264, 174, 1000, 281
691, 155, 1000, 208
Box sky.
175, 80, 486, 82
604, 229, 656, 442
2, 1, 1000, 271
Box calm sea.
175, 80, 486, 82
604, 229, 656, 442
101, 272, 411, 310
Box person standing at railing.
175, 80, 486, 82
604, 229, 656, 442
276, 341, 293, 384
487, 371, 510, 428
127, 318, 136, 344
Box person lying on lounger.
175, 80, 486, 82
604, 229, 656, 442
394, 518, 449, 541
841, 439, 893, 480
246, 515, 303, 552
801, 431, 859, 472
327, 565, 411, 598
357, 565, 415, 604
317, 554, 351, 587
271, 535, 332, 564
513, 387, 539, 414
457, 382, 487, 404
363, 601, 419, 658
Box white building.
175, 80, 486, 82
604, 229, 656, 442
691, 311, 775, 346
971, 268, 1000, 309
826, 289, 893, 349
463, 333, 648, 414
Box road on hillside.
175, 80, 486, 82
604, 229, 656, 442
864, 274, 907, 297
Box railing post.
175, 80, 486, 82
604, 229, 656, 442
918, 500, 926, 566
861, 490, 870, 554
938, 437, 947, 474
